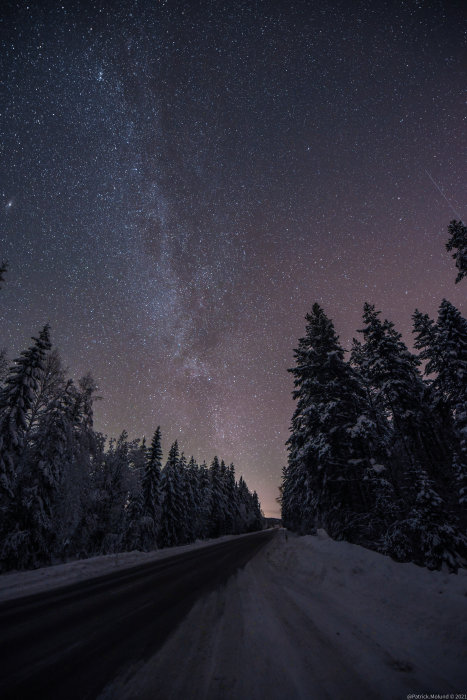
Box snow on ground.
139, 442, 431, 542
0, 533, 252, 602
102, 529, 467, 700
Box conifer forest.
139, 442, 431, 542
281, 220, 467, 571
1, 2, 466, 696
0, 272, 263, 571
1, 221, 466, 573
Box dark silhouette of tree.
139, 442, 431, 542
446, 219, 467, 283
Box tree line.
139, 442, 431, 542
281, 221, 467, 571
0, 323, 263, 571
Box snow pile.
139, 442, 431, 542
0, 533, 251, 602
103, 530, 467, 699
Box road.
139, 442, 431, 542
0, 529, 275, 700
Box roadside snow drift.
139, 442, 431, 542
102, 529, 467, 700
0, 533, 251, 602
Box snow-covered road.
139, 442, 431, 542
103, 530, 467, 699
0, 531, 274, 699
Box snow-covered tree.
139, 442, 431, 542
0, 322, 267, 567
209, 456, 228, 537
140, 427, 162, 551
59, 374, 102, 558
413, 300, 467, 520
1, 385, 74, 569
86, 431, 130, 554
0, 349, 8, 383
414, 301, 467, 409
250, 491, 264, 531
284, 303, 383, 541
159, 441, 185, 547
197, 460, 211, 539
177, 452, 195, 544
0, 260, 7, 289
224, 463, 238, 534
186, 456, 202, 541
0, 326, 51, 521
446, 219, 467, 284
356, 304, 440, 489
383, 469, 467, 571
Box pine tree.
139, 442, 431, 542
224, 463, 238, 534
413, 309, 437, 370
446, 219, 467, 283
187, 456, 202, 540
250, 491, 264, 531
61, 375, 101, 558
413, 300, 467, 521
90, 431, 130, 554
209, 456, 227, 537
75, 432, 106, 558
22, 349, 67, 445
123, 486, 144, 552
0, 325, 51, 553
0, 350, 8, 384
432, 300, 467, 407
383, 469, 467, 571
159, 441, 184, 547
3, 385, 75, 568
356, 304, 433, 488
284, 303, 381, 541
356, 304, 466, 565
197, 461, 211, 539
141, 427, 162, 551
177, 452, 194, 544
236, 475, 251, 531
280, 462, 310, 534
0, 261, 7, 289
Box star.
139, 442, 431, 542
0, 0, 465, 518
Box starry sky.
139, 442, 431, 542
1, 0, 466, 516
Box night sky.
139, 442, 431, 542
1, 0, 465, 516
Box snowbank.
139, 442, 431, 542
102, 529, 467, 699
0, 532, 259, 602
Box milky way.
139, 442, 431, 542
1, 0, 465, 515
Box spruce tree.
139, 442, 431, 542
90, 431, 130, 554
141, 427, 162, 551
177, 452, 194, 544
209, 456, 227, 537
446, 219, 467, 283
159, 441, 184, 547
6, 386, 74, 568
236, 475, 252, 531
432, 300, 467, 408
0, 261, 7, 289
0, 325, 51, 501
0, 350, 8, 383
0, 326, 51, 568
383, 469, 467, 571
356, 304, 432, 486
187, 456, 202, 540
357, 304, 465, 565
224, 463, 238, 534
284, 303, 382, 541
61, 375, 101, 558
413, 300, 467, 522
197, 461, 211, 539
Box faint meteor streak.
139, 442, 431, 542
424, 169, 463, 219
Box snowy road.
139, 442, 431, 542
0, 530, 275, 700
104, 530, 467, 700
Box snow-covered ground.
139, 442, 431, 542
0, 533, 251, 602
101, 529, 467, 700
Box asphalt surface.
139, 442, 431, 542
0, 529, 276, 700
